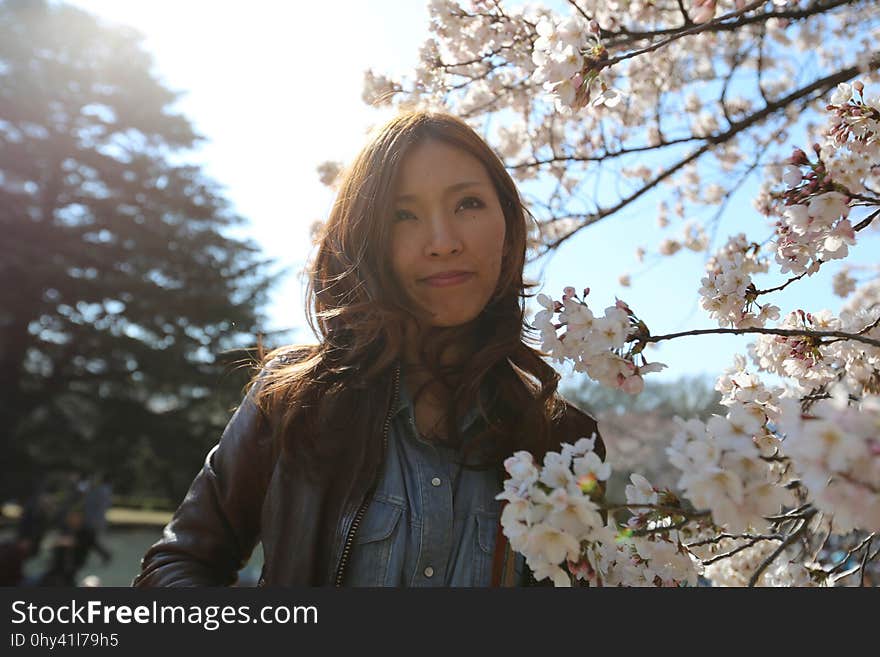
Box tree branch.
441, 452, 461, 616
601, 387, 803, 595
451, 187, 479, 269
597, 0, 860, 48
748, 509, 815, 586
826, 532, 876, 574
538, 61, 875, 253
753, 207, 879, 297
754, 267, 814, 296
686, 531, 783, 548
702, 535, 783, 566
639, 323, 880, 349
601, 1, 766, 69
853, 206, 880, 232
859, 537, 873, 587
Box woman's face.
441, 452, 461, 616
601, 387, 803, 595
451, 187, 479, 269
389, 139, 507, 327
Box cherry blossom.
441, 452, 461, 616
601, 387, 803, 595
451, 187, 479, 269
777, 390, 880, 533
497, 436, 700, 586
350, 0, 880, 585
698, 234, 780, 328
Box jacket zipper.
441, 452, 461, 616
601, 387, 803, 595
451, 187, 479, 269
334, 363, 400, 587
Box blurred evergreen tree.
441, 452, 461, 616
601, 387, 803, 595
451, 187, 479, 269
561, 374, 725, 421
0, 0, 290, 504
562, 374, 726, 500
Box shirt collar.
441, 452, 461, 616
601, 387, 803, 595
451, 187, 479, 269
392, 364, 489, 433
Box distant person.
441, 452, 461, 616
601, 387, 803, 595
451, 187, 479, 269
39, 509, 112, 587
82, 473, 112, 535
50, 471, 87, 528
16, 485, 52, 558
0, 537, 34, 586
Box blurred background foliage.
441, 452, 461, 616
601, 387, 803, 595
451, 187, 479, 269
0, 0, 291, 506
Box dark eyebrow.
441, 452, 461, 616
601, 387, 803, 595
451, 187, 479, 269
395, 180, 484, 203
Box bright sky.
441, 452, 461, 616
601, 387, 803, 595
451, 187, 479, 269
68, 0, 879, 385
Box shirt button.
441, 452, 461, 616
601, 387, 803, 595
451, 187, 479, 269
431, 477, 441, 487
424, 566, 434, 578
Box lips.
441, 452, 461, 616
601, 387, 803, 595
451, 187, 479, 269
420, 270, 475, 287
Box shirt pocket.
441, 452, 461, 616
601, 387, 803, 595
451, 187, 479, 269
473, 509, 500, 587
346, 494, 405, 587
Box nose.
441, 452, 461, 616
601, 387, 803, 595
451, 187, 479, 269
424, 211, 463, 258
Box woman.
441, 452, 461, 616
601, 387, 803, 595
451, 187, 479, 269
133, 111, 603, 587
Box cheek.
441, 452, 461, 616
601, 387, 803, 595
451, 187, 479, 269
478, 216, 507, 277
389, 231, 413, 282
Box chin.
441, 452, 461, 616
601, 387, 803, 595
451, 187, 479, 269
430, 308, 483, 327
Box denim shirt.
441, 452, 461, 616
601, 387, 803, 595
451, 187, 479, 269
344, 368, 523, 587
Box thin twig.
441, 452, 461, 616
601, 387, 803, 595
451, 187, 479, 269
856, 314, 880, 336
639, 324, 880, 349
859, 538, 872, 587
832, 544, 879, 585
853, 207, 880, 232
755, 267, 814, 296
702, 536, 783, 566
764, 503, 813, 523
748, 510, 815, 587
596, 0, 858, 46
540, 62, 873, 253
755, 207, 879, 296
686, 531, 782, 548
825, 532, 875, 575
601, 2, 767, 69
810, 519, 833, 563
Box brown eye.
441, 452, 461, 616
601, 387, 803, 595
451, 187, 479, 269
456, 196, 485, 212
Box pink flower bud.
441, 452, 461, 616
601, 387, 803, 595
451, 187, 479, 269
691, 0, 716, 24
789, 148, 809, 166
621, 374, 644, 395
563, 286, 576, 299
567, 558, 594, 580
615, 298, 631, 312
583, 287, 591, 297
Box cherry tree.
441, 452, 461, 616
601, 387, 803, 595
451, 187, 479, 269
327, 0, 880, 586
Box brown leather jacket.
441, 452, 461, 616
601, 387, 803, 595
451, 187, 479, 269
133, 353, 603, 587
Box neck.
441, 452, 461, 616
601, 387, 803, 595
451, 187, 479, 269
401, 324, 475, 368
400, 322, 476, 403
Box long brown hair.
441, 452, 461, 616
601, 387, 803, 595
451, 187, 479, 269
248, 110, 565, 477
